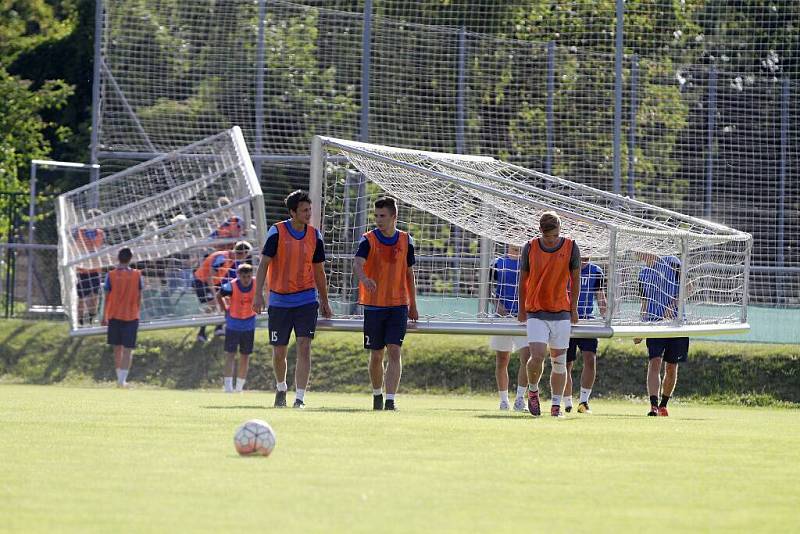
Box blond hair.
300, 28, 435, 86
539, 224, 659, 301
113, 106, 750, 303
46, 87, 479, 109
539, 211, 561, 232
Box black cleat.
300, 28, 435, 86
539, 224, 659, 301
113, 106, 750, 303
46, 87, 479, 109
293, 399, 305, 409
373, 394, 384, 410
565, 405, 573, 413
384, 399, 396, 411
274, 390, 287, 408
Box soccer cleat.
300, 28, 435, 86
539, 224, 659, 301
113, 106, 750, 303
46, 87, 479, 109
214, 325, 225, 337
273, 390, 287, 408
499, 400, 510, 411
565, 404, 573, 413
292, 399, 305, 409
196, 333, 207, 343
658, 406, 669, 417
384, 399, 396, 411
373, 394, 384, 410
550, 405, 564, 418
513, 397, 526, 412
527, 390, 541, 417
647, 405, 659, 416
577, 402, 592, 414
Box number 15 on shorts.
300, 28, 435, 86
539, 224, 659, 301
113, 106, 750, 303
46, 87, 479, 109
271, 331, 278, 342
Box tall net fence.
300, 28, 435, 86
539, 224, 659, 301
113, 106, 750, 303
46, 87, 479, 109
88, 0, 799, 341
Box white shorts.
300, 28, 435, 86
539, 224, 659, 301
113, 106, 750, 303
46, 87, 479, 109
526, 318, 571, 350
488, 335, 528, 353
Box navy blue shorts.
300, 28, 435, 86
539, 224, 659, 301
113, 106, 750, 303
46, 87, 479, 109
77, 272, 101, 298
107, 319, 139, 348
364, 306, 408, 350
268, 302, 318, 346
224, 329, 255, 354
566, 338, 599, 362
646, 337, 689, 364
193, 279, 216, 304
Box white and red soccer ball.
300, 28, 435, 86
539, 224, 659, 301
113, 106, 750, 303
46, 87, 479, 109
234, 419, 276, 456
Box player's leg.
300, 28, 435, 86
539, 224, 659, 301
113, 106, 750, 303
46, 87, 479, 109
645, 338, 665, 416
513, 344, 530, 411
382, 306, 408, 411
658, 337, 688, 416
222, 330, 239, 392
496, 350, 511, 409
193, 279, 211, 341
364, 309, 386, 409
117, 320, 137, 388
85, 274, 100, 324
292, 302, 319, 408
234, 331, 254, 393
564, 339, 578, 412
526, 318, 549, 416
578, 339, 599, 413
268, 305, 291, 407
77, 275, 88, 325
547, 320, 571, 417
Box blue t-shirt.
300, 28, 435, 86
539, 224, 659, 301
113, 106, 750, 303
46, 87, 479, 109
219, 280, 257, 331
491, 256, 520, 315
355, 229, 416, 310
261, 220, 325, 308
577, 263, 605, 319
639, 256, 681, 321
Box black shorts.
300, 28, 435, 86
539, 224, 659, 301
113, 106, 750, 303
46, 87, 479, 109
193, 279, 216, 304
364, 306, 408, 350
646, 337, 690, 364
224, 329, 255, 354
107, 319, 139, 348
566, 338, 599, 362
268, 302, 318, 346
77, 272, 101, 298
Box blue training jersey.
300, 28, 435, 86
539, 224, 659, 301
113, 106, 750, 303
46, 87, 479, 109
491, 256, 521, 315
577, 263, 605, 319
638, 255, 681, 321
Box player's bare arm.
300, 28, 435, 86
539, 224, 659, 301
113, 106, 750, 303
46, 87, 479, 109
313, 262, 333, 318
353, 256, 376, 293
406, 268, 419, 321
252, 255, 271, 313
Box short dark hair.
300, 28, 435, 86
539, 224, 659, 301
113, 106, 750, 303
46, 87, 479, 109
285, 190, 311, 214
374, 196, 398, 217
237, 263, 253, 274
118, 247, 133, 264
233, 241, 252, 253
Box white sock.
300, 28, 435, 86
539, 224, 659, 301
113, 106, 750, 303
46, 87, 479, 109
386, 393, 396, 401
580, 387, 592, 404
564, 396, 573, 408
223, 377, 233, 392
276, 381, 288, 392
118, 369, 128, 384
295, 388, 305, 401
235, 378, 245, 392
499, 390, 509, 403
551, 394, 562, 407
516, 385, 527, 399
373, 388, 383, 396
528, 383, 539, 393
115, 368, 121, 382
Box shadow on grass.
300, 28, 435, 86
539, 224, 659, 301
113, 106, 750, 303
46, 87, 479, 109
202, 405, 267, 410
309, 407, 373, 413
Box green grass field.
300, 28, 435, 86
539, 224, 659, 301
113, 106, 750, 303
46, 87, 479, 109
1, 385, 798, 533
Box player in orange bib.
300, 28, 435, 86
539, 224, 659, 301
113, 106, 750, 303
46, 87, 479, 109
216, 263, 257, 393
101, 248, 143, 388
516, 211, 581, 418
74, 209, 106, 326
353, 197, 419, 411
253, 190, 333, 409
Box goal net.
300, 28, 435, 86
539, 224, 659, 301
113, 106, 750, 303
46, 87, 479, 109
57, 127, 267, 334
312, 136, 753, 337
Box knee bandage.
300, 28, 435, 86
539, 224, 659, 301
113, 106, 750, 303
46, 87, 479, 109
551, 352, 567, 374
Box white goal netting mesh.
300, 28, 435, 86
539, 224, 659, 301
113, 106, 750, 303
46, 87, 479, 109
315, 137, 752, 334
57, 128, 267, 332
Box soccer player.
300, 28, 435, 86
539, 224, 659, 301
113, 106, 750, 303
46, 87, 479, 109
633, 251, 688, 417
516, 211, 581, 418
193, 241, 252, 342
216, 263, 257, 393
74, 209, 105, 326
353, 197, 419, 411
101, 247, 143, 388
488, 244, 529, 411
253, 190, 333, 409
210, 196, 247, 250
564, 257, 607, 413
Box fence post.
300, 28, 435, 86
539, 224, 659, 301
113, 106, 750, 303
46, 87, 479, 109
777, 77, 789, 301
628, 54, 638, 198
705, 66, 717, 218
545, 41, 555, 175
26, 165, 38, 311
89, 0, 104, 186
612, 0, 624, 195
254, 0, 267, 181
360, 0, 373, 142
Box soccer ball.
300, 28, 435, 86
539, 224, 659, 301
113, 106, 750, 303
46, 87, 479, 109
233, 419, 276, 456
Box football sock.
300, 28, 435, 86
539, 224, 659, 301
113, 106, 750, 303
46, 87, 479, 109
551, 394, 562, 407
235, 378, 245, 392
564, 396, 573, 409
223, 377, 233, 392
499, 390, 509, 404
386, 393, 396, 401
528, 383, 539, 393
373, 388, 383, 396
276, 381, 288, 392
650, 395, 659, 407
516, 385, 527, 399
115, 368, 121, 382
659, 395, 670, 408
295, 388, 306, 401
580, 387, 592, 404
118, 369, 128, 384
